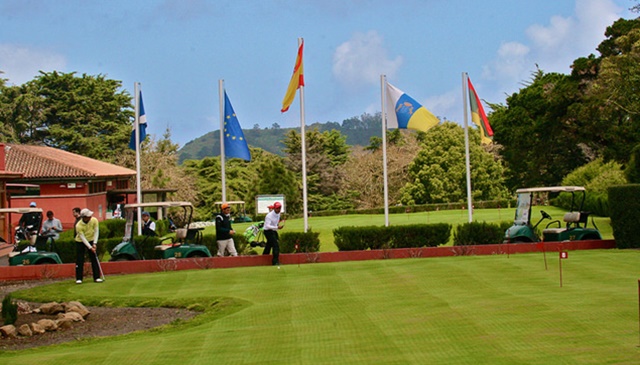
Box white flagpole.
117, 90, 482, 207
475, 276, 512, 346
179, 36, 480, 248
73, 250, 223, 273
462, 72, 473, 223
219, 79, 227, 202
381, 75, 389, 227
299, 37, 308, 232
134, 82, 143, 235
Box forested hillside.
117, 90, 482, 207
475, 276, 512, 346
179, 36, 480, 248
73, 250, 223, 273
177, 114, 382, 163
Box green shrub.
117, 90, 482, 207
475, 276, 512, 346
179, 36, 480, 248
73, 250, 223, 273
608, 184, 640, 249
280, 230, 320, 253
333, 226, 372, 251
333, 224, 451, 251
53, 238, 110, 263
2, 294, 18, 325
556, 158, 627, 216
453, 221, 505, 246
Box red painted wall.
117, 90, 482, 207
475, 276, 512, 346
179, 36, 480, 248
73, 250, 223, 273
12, 193, 109, 230
0, 240, 617, 281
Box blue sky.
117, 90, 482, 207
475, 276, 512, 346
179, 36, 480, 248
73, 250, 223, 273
0, 0, 635, 147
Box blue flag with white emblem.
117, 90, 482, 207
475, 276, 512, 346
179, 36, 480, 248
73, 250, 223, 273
128, 90, 147, 150
223, 91, 251, 161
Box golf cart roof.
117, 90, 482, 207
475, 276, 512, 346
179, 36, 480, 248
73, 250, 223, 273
123, 201, 193, 209
515, 186, 585, 194
214, 201, 245, 205
0, 208, 43, 214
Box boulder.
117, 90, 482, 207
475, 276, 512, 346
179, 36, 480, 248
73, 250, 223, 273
17, 324, 33, 337
0, 324, 17, 338
57, 312, 85, 322
66, 301, 90, 318
55, 317, 74, 330
39, 302, 65, 315
36, 319, 58, 332
30, 322, 46, 334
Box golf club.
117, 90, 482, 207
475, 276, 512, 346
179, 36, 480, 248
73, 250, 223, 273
94, 249, 105, 281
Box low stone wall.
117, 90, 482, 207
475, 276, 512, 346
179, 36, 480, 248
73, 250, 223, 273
0, 240, 617, 281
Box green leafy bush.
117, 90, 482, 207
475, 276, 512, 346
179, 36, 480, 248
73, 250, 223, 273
2, 294, 18, 325
556, 158, 627, 216
333, 224, 451, 251
453, 221, 506, 246
608, 184, 640, 249
280, 230, 320, 253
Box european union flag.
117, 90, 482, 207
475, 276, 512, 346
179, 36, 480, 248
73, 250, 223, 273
128, 90, 147, 150
223, 91, 251, 161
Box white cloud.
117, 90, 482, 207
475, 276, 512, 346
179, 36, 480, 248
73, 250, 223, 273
424, 90, 458, 120
483, 0, 623, 90
0, 44, 66, 85
332, 31, 403, 88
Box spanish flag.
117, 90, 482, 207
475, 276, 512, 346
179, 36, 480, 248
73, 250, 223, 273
281, 40, 305, 113
467, 77, 493, 144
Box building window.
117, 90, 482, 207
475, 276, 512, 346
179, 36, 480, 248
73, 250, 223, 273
116, 180, 129, 189
89, 181, 106, 194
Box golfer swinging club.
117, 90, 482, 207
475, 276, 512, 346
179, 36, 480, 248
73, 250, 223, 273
75, 208, 103, 284
263, 201, 284, 266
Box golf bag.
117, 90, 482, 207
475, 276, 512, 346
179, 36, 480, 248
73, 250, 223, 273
15, 225, 37, 245
243, 222, 266, 248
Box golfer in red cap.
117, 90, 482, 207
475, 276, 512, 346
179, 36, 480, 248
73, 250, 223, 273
263, 201, 283, 266
215, 203, 238, 257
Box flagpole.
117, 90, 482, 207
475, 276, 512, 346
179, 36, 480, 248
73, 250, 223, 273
462, 72, 473, 223
218, 79, 227, 202
134, 82, 143, 235
298, 37, 309, 232
381, 75, 389, 227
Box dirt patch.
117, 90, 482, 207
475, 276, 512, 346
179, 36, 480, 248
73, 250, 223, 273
0, 280, 199, 351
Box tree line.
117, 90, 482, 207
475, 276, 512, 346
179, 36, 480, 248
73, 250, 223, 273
2, 17, 640, 219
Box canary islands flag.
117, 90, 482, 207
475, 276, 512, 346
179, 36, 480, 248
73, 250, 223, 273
128, 90, 147, 150
385, 82, 439, 132
223, 91, 251, 161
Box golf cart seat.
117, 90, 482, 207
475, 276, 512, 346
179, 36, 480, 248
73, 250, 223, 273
563, 211, 590, 228
175, 228, 187, 241
563, 212, 581, 223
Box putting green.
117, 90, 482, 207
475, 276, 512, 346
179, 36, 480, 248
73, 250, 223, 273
2, 249, 638, 364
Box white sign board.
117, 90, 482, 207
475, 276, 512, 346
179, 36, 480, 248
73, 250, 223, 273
255, 195, 285, 215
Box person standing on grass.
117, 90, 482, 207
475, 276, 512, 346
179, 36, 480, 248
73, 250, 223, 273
215, 203, 238, 257
75, 208, 102, 284
263, 201, 283, 266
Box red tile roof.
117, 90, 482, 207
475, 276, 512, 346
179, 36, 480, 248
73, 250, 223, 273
5, 144, 135, 179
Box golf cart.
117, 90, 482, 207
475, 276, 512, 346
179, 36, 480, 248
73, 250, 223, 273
110, 201, 212, 261
214, 201, 252, 223
0, 208, 63, 266
504, 186, 602, 243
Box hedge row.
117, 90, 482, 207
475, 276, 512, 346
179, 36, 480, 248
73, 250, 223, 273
307, 199, 514, 219
333, 224, 451, 251
608, 184, 640, 249
453, 221, 512, 246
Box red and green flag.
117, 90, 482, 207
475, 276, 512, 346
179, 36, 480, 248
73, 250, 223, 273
467, 77, 493, 144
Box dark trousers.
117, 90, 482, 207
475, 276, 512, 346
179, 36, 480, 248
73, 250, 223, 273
263, 230, 280, 265
75, 242, 100, 281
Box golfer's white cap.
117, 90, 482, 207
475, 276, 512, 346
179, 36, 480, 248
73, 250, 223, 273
80, 208, 93, 217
